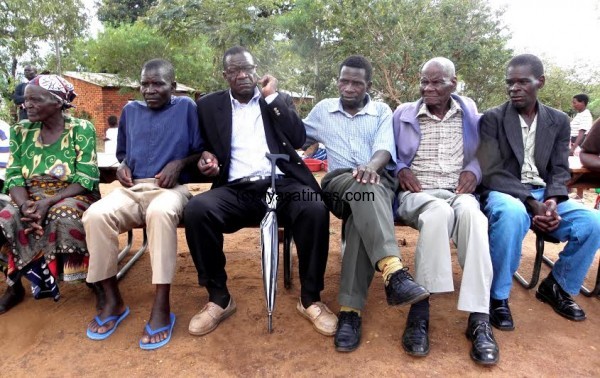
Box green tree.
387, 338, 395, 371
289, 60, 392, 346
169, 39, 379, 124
97, 0, 157, 26
0, 0, 86, 76
64, 23, 215, 91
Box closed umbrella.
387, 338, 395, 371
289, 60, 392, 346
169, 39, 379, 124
260, 153, 289, 333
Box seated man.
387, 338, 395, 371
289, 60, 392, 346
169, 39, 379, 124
393, 57, 497, 365
84, 59, 203, 349
477, 54, 600, 330
184, 46, 336, 338
579, 118, 600, 171
304, 55, 429, 353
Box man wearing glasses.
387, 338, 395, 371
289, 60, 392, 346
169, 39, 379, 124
184, 46, 336, 338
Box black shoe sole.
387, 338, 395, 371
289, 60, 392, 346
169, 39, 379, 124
387, 290, 430, 307
489, 319, 514, 331
402, 342, 430, 357
535, 291, 586, 321
335, 342, 360, 353
469, 350, 499, 366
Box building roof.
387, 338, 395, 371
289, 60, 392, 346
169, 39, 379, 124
63, 71, 195, 93
280, 89, 314, 99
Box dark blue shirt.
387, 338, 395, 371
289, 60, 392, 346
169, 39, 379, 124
117, 96, 203, 182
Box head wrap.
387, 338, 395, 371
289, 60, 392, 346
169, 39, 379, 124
28, 74, 77, 109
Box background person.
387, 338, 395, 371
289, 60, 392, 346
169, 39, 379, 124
12, 65, 37, 122
569, 93, 593, 156
0, 74, 100, 314
103, 114, 119, 155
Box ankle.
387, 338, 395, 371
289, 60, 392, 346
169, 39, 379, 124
340, 306, 361, 316
377, 256, 403, 284
468, 312, 489, 325
408, 298, 430, 320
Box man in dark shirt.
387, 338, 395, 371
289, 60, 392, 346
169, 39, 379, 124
12, 65, 37, 121
84, 59, 203, 350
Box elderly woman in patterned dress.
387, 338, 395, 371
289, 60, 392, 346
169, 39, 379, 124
0, 75, 100, 314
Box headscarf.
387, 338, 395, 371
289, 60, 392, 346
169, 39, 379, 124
28, 74, 77, 109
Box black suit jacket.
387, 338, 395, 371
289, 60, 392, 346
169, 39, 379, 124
196, 90, 321, 193
477, 101, 571, 203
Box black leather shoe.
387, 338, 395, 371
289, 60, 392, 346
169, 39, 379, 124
536, 276, 586, 321
0, 282, 25, 315
385, 268, 430, 306
465, 320, 499, 365
334, 311, 361, 352
402, 318, 430, 357
489, 298, 514, 331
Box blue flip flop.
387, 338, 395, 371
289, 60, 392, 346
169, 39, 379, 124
86, 306, 130, 340
139, 313, 176, 350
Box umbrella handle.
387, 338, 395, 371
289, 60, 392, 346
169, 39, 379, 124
265, 153, 289, 190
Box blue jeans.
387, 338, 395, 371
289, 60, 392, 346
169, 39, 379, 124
484, 189, 600, 299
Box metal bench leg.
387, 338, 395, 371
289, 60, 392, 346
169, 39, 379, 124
116, 228, 148, 281
541, 252, 600, 297
283, 227, 292, 289
513, 232, 544, 289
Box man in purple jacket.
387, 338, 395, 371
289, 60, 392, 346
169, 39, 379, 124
392, 57, 497, 365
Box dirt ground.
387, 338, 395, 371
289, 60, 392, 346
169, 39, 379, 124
0, 176, 599, 377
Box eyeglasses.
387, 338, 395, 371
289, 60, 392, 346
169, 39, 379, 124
224, 65, 257, 78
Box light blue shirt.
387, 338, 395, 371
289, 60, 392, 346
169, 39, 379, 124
303, 95, 396, 172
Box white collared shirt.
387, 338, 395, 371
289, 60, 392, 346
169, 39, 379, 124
228, 88, 282, 182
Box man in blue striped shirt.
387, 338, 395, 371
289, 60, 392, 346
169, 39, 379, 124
304, 55, 429, 352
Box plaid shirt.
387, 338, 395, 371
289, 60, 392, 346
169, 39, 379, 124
411, 98, 464, 190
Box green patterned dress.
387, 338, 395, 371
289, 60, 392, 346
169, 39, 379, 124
0, 116, 100, 285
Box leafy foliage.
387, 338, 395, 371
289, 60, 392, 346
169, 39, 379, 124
64, 23, 215, 91
97, 0, 158, 26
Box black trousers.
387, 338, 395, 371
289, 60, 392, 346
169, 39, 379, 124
184, 177, 330, 302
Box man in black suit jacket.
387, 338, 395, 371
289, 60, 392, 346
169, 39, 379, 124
12, 65, 37, 121
184, 46, 336, 337
478, 54, 600, 331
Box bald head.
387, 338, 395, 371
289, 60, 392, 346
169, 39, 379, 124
421, 57, 455, 78
419, 57, 457, 116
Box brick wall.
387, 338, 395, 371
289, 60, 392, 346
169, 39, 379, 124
64, 75, 136, 139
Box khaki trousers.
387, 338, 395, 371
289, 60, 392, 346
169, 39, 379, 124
84, 180, 191, 284
396, 190, 492, 313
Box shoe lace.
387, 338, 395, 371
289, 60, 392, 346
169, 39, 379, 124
387, 267, 413, 286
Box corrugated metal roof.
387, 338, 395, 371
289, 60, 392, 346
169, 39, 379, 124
63, 71, 195, 92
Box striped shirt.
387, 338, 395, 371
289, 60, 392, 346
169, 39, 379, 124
0, 120, 9, 181
304, 95, 396, 172
520, 114, 545, 186
411, 99, 464, 190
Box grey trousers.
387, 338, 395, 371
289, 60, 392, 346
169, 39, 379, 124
396, 189, 492, 313
322, 169, 399, 309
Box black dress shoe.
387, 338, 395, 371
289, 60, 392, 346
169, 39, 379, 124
0, 282, 25, 315
465, 320, 499, 365
402, 318, 430, 357
334, 311, 361, 352
536, 276, 586, 321
385, 268, 430, 306
489, 298, 514, 331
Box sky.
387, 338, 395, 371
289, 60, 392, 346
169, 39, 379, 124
488, 0, 600, 70
82, 0, 600, 70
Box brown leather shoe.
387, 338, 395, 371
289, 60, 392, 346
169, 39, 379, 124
296, 299, 337, 336
188, 298, 236, 336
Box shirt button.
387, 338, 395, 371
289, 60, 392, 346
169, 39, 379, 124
282, 142, 287, 146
